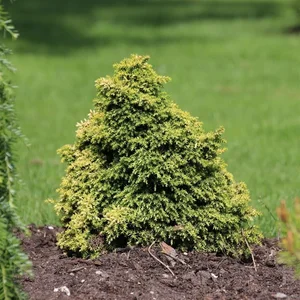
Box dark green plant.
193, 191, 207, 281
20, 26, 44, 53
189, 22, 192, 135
0, 2, 32, 299
0, 1, 19, 40
0, 216, 31, 300
292, 0, 300, 23
52, 54, 262, 259
0, 63, 24, 227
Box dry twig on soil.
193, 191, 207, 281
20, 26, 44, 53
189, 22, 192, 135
242, 230, 258, 272
68, 266, 86, 273
162, 252, 187, 265
148, 242, 175, 277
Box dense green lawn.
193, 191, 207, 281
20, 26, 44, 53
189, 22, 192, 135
5, 0, 300, 236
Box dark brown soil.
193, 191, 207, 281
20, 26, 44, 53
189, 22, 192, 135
18, 225, 300, 300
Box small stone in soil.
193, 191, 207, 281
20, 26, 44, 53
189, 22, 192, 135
95, 270, 109, 279
272, 292, 287, 299
53, 286, 71, 296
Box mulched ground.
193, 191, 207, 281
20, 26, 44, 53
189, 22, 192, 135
18, 225, 300, 300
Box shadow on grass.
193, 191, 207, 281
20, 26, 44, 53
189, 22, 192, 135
4, 0, 281, 55
284, 24, 300, 35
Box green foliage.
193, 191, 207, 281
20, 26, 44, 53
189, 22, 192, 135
4, 0, 299, 233
52, 55, 262, 259
0, 0, 27, 231
292, 0, 300, 23
0, 69, 27, 229
0, 217, 31, 300
277, 199, 300, 278
0, 2, 32, 299
0, 0, 18, 40
0, 60, 31, 300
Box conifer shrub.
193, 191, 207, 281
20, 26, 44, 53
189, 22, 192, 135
0, 217, 31, 300
0, 63, 32, 300
52, 54, 262, 258
0, 4, 32, 299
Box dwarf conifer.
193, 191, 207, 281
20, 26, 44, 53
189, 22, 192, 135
53, 55, 262, 258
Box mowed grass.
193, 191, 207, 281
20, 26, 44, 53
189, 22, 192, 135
5, 0, 300, 236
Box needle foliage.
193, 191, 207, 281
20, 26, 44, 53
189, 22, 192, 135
0, 2, 32, 299
52, 55, 262, 258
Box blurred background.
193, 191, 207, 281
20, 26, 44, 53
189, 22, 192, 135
4, 0, 300, 236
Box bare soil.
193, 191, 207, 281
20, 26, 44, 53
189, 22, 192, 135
18, 225, 300, 300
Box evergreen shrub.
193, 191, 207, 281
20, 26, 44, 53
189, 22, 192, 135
52, 54, 262, 258
0, 217, 31, 300
0, 55, 31, 300
0, 5, 32, 299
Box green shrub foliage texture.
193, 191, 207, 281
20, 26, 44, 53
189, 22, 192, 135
0, 4, 31, 299
53, 55, 262, 258
0, 60, 31, 300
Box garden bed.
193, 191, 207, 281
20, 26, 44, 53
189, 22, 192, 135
19, 225, 300, 300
